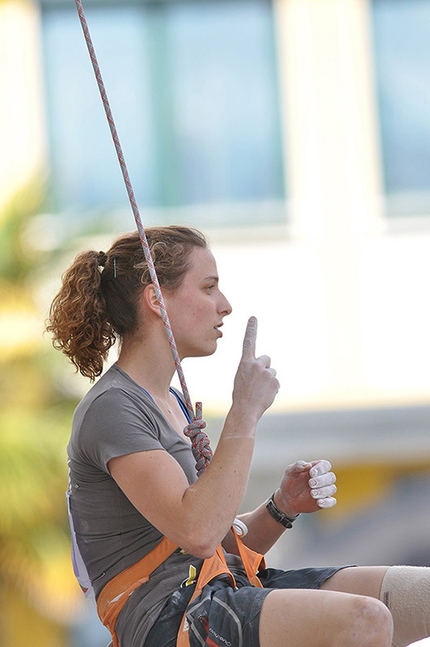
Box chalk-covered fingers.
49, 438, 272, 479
241, 318, 277, 375
241, 315, 258, 359
308, 460, 337, 509
257, 354, 277, 378
309, 459, 333, 479
233, 317, 280, 420
241, 319, 275, 370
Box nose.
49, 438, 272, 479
219, 291, 232, 316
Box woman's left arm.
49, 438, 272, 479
223, 459, 337, 555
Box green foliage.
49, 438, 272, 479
0, 181, 44, 283
0, 180, 81, 621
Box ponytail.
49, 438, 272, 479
47, 249, 116, 380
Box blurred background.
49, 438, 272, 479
1, 0, 429, 644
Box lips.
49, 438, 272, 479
214, 324, 223, 338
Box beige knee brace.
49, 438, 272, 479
379, 565, 430, 647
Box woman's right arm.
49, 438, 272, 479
108, 317, 279, 558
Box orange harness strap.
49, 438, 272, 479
176, 530, 265, 647
97, 529, 265, 647
97, 535, 178, 647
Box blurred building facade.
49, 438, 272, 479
1, 0, 430, 644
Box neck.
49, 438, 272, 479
117, 332, 177, 398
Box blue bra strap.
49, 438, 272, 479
140, 386, 191, 424
169, 388, 192, 424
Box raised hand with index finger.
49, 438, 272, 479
232, 317, 280, 425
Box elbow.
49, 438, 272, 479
192, 542, 220, 560
183, 539, 220, 560
179, 530, 221, 560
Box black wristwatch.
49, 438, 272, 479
266, 493, 300, 529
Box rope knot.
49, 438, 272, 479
183, 402, 212, 477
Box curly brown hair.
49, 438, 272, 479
46, 226, 207, 380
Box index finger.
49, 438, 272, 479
242, 316, 258, 359
309, 460, 332, 478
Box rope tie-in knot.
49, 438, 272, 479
183, 402, 212, 478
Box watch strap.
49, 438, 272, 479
266, 493, 300, 529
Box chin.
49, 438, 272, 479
185, 343, 218, 359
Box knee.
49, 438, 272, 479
347, 596, 393, 647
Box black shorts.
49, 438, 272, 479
144, 566, 346, 647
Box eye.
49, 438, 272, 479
205, 284, 215, 294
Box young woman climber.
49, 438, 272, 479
47, 226, 430, 647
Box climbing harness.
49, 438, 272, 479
96, 529, 265, 647
74, 0, 212, 473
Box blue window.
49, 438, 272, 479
40, 0, 285, 228
371, 0, 430, 216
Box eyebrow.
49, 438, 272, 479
203, 275, 219, 283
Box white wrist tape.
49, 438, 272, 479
232, 518, 248, 537
379, 565, 430, 647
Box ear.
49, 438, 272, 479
141, 283, 162, 318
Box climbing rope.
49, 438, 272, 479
74, 0, 212, 475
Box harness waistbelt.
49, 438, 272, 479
96, 529, 265, 647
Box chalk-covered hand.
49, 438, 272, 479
275, 459, 337, 517
232, 317, 280, 421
